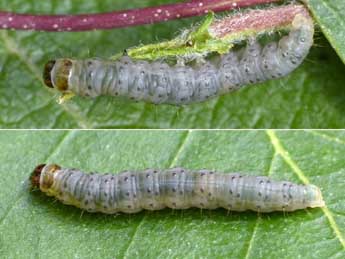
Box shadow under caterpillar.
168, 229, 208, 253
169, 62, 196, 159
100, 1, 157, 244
31, 164, 324, 214
43, 14, 314, 105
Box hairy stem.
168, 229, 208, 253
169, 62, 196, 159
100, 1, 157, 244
121, 4, 311, 60
209, 4, 310, 38
0, 0, 281, 32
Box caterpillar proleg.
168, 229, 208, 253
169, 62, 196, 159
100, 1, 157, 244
43, 14, 314, 105
31, 164, 325, 214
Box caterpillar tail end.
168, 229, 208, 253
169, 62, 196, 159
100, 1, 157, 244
292, 13, 314, 33
30, 164, 47, 189
308, 184, 326, 208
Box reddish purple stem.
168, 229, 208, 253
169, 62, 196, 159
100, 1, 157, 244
210, 4, 309, 37
0, 0, 280, 32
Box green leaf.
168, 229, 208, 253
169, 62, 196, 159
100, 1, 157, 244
0, 130, 344, 258
306, 0, 345, 64
1, 0, 345, 129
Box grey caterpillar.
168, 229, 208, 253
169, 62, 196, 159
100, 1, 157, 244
43, 15, 314, 105
31, 164, 325, 214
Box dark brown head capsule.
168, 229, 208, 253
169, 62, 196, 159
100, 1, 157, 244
30, 164, 47, 189
43, 60, 56, 88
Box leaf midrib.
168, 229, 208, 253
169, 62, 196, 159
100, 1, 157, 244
267, 129, 345, 249
120, 130, 191, 258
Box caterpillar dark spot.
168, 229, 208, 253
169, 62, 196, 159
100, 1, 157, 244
31, 164, 325, 214
43, 15, 314, 105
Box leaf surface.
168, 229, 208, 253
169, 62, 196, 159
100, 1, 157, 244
306, 0, 345, 63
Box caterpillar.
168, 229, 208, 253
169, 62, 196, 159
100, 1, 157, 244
31, 164, 325, 214
43, 14, 314, 105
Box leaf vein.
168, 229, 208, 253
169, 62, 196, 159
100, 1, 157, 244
0, 192, 25, 225
307, 130, 345, 146
243, 151, 277, 259
266, 130, 345, 249
0, 131, 71, 226
0, 31, 91, 128
121, 130, 191, 258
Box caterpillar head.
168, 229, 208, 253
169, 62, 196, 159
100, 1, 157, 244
305, 184, 325, 208
31, 164, 61, 194
43, 59, 72, 93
